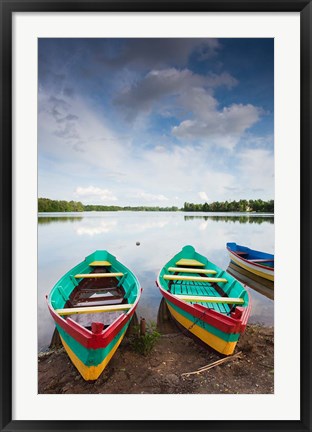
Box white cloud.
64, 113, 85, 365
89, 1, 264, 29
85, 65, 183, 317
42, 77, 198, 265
137, 144, 236, 203
237, 148, 274, 195
38, 90, 134, 181
131, 191, 169, 203
38, 74, 271, 206
114, 68, 237, 121
75, 186, 118, 202
114, 67, 259, 150
172, 103, 261, 149
199, 191, 209, 201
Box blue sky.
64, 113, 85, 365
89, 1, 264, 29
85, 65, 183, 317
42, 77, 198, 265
38, 38, 274, 206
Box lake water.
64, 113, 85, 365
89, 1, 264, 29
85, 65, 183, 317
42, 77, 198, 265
38, 211, 274, 351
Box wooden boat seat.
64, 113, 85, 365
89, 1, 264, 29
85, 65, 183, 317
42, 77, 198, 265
55, 303, 133, 316
168, 267, 217, 275
174, 294, 244, 304
175, 258, 205, 267
74, 272, 123, 278
235, 251, 248, 256
89, 261, 112, 266
163, 275, 227, 283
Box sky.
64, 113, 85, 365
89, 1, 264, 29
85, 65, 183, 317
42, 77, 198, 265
38, 38, 274, 207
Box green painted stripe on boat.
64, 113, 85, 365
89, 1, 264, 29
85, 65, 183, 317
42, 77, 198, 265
56, 323, 129, 367
166, 300, 240, 343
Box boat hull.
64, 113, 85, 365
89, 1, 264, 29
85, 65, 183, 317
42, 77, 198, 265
57, 322, 129, 381
166, 300, 240, 355
227, 243, 274, 281
47, 250, 141, 380
48, 300, 138, 380
157, 245, 251, 356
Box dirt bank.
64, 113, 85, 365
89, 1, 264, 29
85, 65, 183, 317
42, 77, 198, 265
38, 324, 274, 394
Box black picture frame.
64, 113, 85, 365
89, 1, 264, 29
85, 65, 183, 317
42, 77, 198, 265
1, 1, 311, 431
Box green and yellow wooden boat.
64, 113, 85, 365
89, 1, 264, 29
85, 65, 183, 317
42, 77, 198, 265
47, 250, 141, 381
157, 245, 251, 355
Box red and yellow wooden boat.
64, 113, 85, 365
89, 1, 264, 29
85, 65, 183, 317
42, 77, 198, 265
47, 250, 141, 380
156, 245, 251, 355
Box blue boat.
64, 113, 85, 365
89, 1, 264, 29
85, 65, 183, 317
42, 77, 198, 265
226, 242, 274, 282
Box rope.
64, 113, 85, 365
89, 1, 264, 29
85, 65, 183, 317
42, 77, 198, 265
169, 304, 209, 338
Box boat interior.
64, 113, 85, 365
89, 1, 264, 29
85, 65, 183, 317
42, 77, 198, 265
162, 258, 246, 315
60, 262, 130, 329
65, 265, 126, 309
235, 250, 274, 268
169, 280, 232, 314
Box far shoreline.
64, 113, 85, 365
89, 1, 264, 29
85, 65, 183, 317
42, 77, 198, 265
38, 198, 274, 214
38, 210, 274, 214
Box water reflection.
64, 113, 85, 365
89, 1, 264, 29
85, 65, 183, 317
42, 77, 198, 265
226, 262, 274, 300
38, 216, 83, 224
38, 211, 274, 349
125, 312, 139, 336
226, 261, 274, 326
76, 220, 118, 236
184, 215, 274, 224
156, 298, 179, 334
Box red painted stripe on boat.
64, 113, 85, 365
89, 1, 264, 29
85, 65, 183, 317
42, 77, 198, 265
47, 295, 140, 350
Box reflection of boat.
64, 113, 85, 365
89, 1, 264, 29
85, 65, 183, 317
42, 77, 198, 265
156, 298, 179, 334
156, 245, 251, 355
47, 250, 141, 380
226, 262, 274, 300
226, 242, 274, 281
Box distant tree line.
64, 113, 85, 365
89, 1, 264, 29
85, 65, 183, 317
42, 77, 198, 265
38, 198, 84, 212
38, 197, 274, 213
122, 206, 179, 212
183, 199, 274, 213
38, 198, 179, 213
184, 215, 274, 224
84, 204, 180, 212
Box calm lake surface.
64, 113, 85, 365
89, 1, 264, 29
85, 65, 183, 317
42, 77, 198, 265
38, 211, 274, 351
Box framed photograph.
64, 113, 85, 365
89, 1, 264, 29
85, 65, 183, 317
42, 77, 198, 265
1, 1, 311, 431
